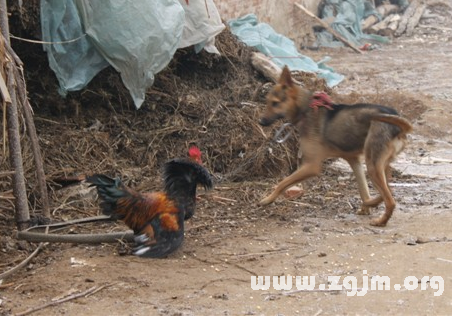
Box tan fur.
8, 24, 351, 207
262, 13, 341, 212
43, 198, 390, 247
258, 66, 412, 227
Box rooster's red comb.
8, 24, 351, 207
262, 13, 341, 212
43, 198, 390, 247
188, 145, 201, 157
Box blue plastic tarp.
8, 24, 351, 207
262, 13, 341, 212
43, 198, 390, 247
41, 0, 225, 109
228, 14, 344, 87
40, 0, 110, 96
316, 0, 391, 48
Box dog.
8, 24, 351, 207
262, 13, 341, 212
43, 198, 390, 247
258, 66, 412, 227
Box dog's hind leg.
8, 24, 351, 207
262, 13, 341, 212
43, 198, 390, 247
366, 160, 396, 227
259, 161, 322, 206
361, 159, 393, 208
347, 158, 372, 215
363, 196, 384, 207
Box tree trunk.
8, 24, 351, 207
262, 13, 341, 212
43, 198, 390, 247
5, 62, 30, 230
1, 0, 30, 229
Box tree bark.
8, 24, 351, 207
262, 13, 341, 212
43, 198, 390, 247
5, 62, 30, 230
1, 0, 30, 229
1, 0, 50, 221
10, 60, 51, 218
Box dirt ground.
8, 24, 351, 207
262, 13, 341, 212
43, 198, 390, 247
1, 3, 452, 316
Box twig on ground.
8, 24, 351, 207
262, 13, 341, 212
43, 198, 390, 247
24, 215, 113, 232
282, 287, 363, 295
0, 227, 48, 280
0, 282, 14, 289
211, 195, 237, 202
287, 200, 316, 208
15, 283, 114, 316
0, 171, 15, 178
437, 257, 452, 264
234, 247, 302, 258
200, 277, 249, 290
190, 253, 258, 276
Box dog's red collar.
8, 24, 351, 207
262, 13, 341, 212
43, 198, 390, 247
310, 92, 334, 111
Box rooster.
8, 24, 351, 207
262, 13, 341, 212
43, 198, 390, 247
86, 146, 212, 258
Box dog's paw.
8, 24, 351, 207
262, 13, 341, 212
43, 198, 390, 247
284, 186, 304, 199
357, 206, 370, 215
363, 196, 383, 208
370, 218, 387, 227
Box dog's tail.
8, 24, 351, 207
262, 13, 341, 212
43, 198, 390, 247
372, 114, 413, 134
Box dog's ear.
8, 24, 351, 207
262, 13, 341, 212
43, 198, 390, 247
279, 65, 293, 88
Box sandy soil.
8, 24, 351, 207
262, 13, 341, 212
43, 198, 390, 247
1, 4, 452, 316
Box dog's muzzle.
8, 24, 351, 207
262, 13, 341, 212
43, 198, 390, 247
259, 113, 284, 127
259, 117, 273, 126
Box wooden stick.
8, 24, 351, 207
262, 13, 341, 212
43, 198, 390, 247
361, 15, 379, 31
5, 62, 30, 230
0, 243, 44, 280
437, 258, 452, 264
294, 2, 363, 54
0, 227, 48, 280
251, 52, 284, 84
369, 14, 401, 34
23, 215, 113, 232
18, 69, 51, 218
0, 170, 15, 178
405, 3, 426, 36
15, 284, 113, 316
0, 72, 11, 103
2, 31, 51, 219
283, 287, 364, 295
251, 52, 303, 86
362, 4, 399, 30
0, 2, 30, 230
211, 195, 237, 202
234, 247, 306, 258
395, 0, 420, 36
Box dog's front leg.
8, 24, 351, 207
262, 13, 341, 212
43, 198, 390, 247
347, 158, 371, 215
259, 161, 322, 206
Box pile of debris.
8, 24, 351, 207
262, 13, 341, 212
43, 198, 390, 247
310, 0, 452, 50
363, 0, 451, 38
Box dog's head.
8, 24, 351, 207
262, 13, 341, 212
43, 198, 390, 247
259, 66, 312, 127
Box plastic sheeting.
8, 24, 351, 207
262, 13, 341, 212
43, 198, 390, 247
178, 0, 225, 54
316, 0, 391, 48
228, 14, 344, 88
40, 0, 110, 96
40, 0, 225, 109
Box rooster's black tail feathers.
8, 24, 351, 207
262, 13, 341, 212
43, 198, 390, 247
85, 174, 127, 219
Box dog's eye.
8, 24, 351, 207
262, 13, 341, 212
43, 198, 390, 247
271, 100, 279, 108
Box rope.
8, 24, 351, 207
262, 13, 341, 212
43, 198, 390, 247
9, 33, 87, 45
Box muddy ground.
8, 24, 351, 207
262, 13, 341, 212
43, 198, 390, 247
1, 3, 452, 316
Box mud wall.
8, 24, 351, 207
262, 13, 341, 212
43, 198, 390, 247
215, 0, 320, 45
